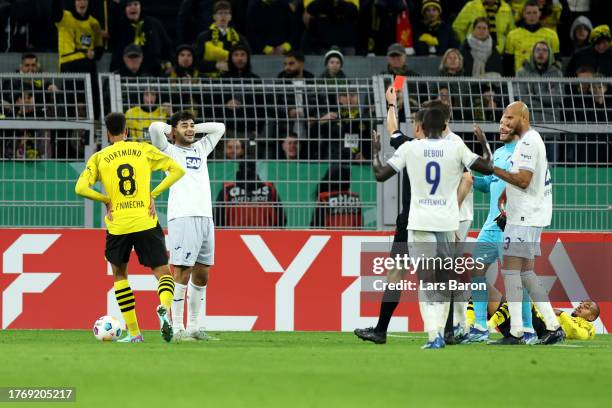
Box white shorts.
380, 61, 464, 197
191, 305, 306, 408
502, 224, 543, 260
456, 220, 471, 243
455, 220, 472, 256
168, 216, 215, 267
407, 230, 455, 259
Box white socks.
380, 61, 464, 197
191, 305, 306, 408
453, 300, 468, 333
521, 270, 560, 331
419, 289, 449, 342
187, 280, 206, 331
502, 269, 523, 337
172, 282, 187, 331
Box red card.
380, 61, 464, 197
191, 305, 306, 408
393, 75, 406, 91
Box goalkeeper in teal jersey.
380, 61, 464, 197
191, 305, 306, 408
464, 117, 536, 344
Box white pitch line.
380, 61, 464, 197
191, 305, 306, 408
386, 334, 425, 338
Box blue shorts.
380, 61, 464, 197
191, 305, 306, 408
473, 229, 503, 265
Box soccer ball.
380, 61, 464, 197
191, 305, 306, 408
93, 315, 123, 341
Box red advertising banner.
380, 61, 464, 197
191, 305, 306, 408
0, 229, 610, 332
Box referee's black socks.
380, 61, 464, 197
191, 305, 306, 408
374, 287, 402, 333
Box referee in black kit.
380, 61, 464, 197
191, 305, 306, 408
354, 86, 424, 344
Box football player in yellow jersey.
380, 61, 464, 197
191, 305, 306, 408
489, 299, 599, 341
75, 112, 185, 343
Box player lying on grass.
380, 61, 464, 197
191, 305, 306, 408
490, 299, 599, 341
468, 285, 599, 341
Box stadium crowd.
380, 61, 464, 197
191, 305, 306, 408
0, 0, 610, 76
0, 0, 610, 227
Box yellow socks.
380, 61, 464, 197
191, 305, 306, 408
114, 279, 140, 336
157, 274, 175, 310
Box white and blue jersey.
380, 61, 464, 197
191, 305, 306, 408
473, 141, 517, 263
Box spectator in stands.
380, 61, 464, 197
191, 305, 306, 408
168, 45, 200, 81
177, 0, 247, 45
166, 45, 202, 119
587, 75, 612, 122
279, 132, 302, 160
516, 41, 563, 120
562, 15, 592, 56
460, 17, 503, 76
125, 90, 172, 141
437, 85, 466, 121
8, 53, 59, 93
222, 42, 259, 78
6, 92, 51, 159
363, 0, 413, 56
246, 0, 297, 55
302, 0, 359, 55
439, 48, 465, 75
503, 0, 560, 76
517, 40, 563, 162
109, 0, 173, 76
2, 54, 61, 120
414, 0, 458, 56
194, 1, 248, 78
563, 65, 593, 122
53, 0, 103, 74
382, 43, 420, 76
114, 44, 149, 77
277, 51, 315, 78
472, 84, 504, 121
224, 138, 245, 159
439, 48, 472, 118
310, 164, 362, 228
563, 70, 610, 163
214, 161, 286, 227
52, 0, 103, 118
312, 90, 370, 161
221, 43, 264, 135
584, 74, 611, 163
566, 25, 612, 77
453, 0, 515, 55
320, 49, 346, 78
380, 43, 423, 108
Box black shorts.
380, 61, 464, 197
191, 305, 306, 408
390, 212, 409, 257
105, 223, 168, 268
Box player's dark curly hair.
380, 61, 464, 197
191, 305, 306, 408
169, 110, 195, 128
422, 108, 446, 138
105, 112, 126, 136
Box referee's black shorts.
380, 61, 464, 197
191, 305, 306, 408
390, 212, 409, 258
105, 223, 168, 268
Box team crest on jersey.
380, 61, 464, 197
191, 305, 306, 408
186, 156, 201, 169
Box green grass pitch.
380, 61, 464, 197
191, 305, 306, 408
1, 330, 611, 407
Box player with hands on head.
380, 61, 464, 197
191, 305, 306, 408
149, 111, 225, 341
